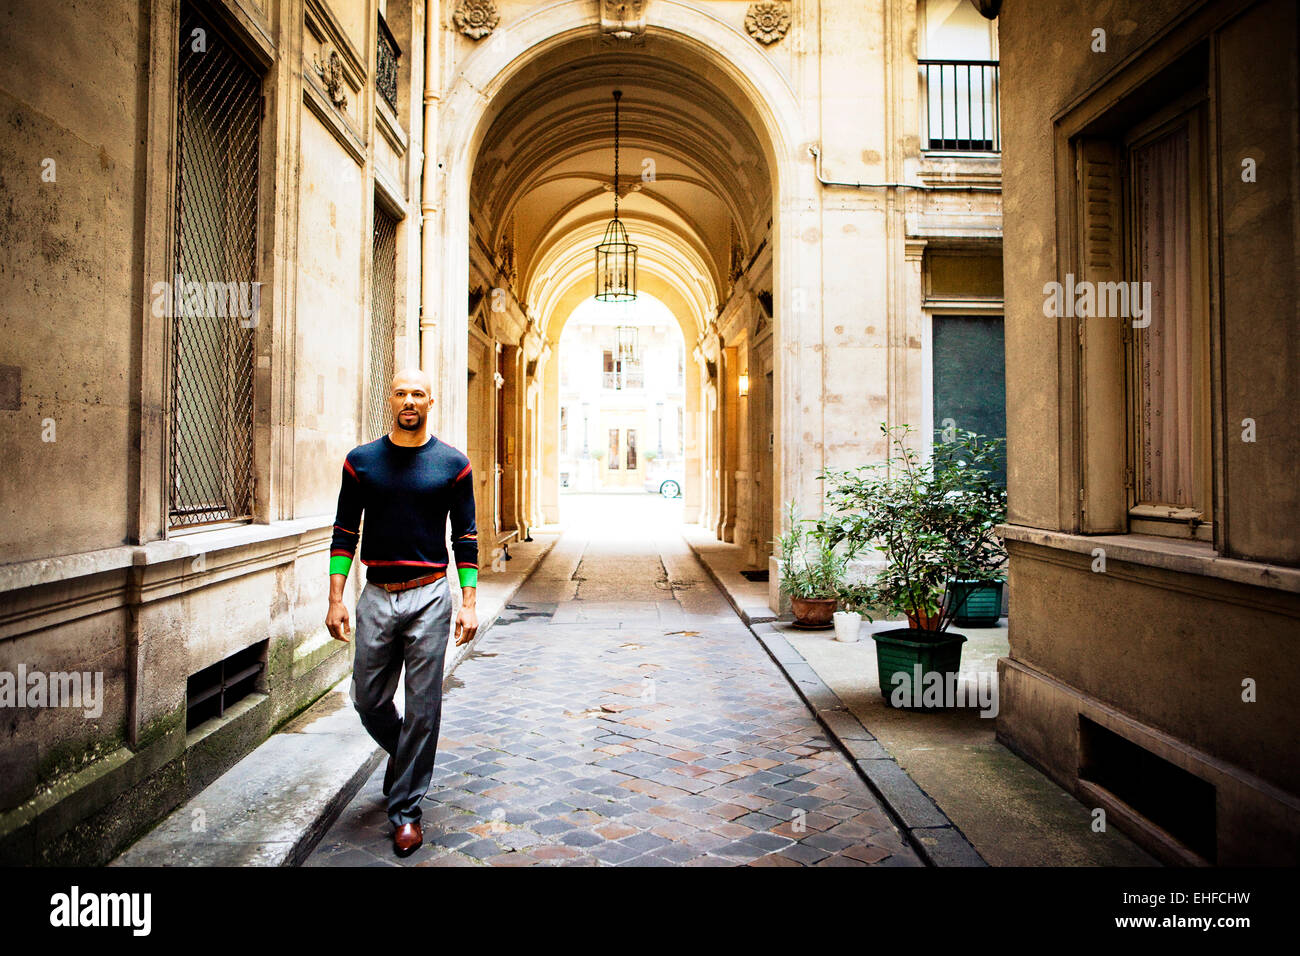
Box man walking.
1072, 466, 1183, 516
325, 368, 479, 857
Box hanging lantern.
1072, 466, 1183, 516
595, 89, 638, 302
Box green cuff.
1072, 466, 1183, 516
329, 554, 353, 578
457, 566, 478, 588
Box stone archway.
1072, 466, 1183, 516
428, 1, 818, 555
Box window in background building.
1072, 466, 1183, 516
168, 1, 260, 529
608, 428, 620, 469
627, 428, 637, 470
560, 406, 568, 455
932, 314, 1006, 483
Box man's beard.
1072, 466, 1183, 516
396, 410, 425, 431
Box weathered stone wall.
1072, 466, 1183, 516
998, 0, 1300, 863
0, 0, 427, 863
0, 0, 145, 564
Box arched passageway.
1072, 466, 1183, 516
431, 5, 812, 569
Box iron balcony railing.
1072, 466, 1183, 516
919, 58, 1000, 153
376, 13, 400, 112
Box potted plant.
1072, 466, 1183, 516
947, 577, 1005, 628
775, 501, 853, 628
820, 425, 1007, 705
937, 432, 1008, 628
832, 581, 874, 643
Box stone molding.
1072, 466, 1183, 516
999, 524, 1300, 599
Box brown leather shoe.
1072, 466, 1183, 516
393, 822, 423, 857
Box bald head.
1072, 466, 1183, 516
392, 367, 432, 393
389, 367, 433, 439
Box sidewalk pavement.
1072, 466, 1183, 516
683, 529, 1158, 867
112, 530, 561, 867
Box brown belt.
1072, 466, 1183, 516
376, 569, 446, 593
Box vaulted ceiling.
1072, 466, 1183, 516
470, 41, 774, 342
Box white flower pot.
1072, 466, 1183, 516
832, 610, 861, 643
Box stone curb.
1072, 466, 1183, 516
681, 531, 778, 625
682, 536, 987, 868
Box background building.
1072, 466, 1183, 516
557, 297, 686, 493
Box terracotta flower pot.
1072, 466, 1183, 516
790, 596, 836, 627
906, 608, 943, 630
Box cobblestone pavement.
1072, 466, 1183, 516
305, 495, 922, 867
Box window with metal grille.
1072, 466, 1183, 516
168, 2, 261, 528
368, 204, 399, 437
186, 639, 267, 731
376, 12, 401, 113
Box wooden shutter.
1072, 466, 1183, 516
1076, 138, 1129, 533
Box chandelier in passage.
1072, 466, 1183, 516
595, 89, 638, 302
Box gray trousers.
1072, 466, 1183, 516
350, 576, 453, 827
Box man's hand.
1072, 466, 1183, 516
326, 599, 351, 642
454, 604, 478, 647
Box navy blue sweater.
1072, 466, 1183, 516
329, 434, 478, 586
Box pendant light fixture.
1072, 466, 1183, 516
595, 89, 638, 302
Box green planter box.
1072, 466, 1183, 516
947, 580, 1004, 627
871, 627, 967, 707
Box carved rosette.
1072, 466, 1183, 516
744, 1, 790, 45
453, 0, 499, 40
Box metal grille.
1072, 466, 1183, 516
169, 2, 260, 528
376, 13, 400, 112
367, 205, 399, 438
